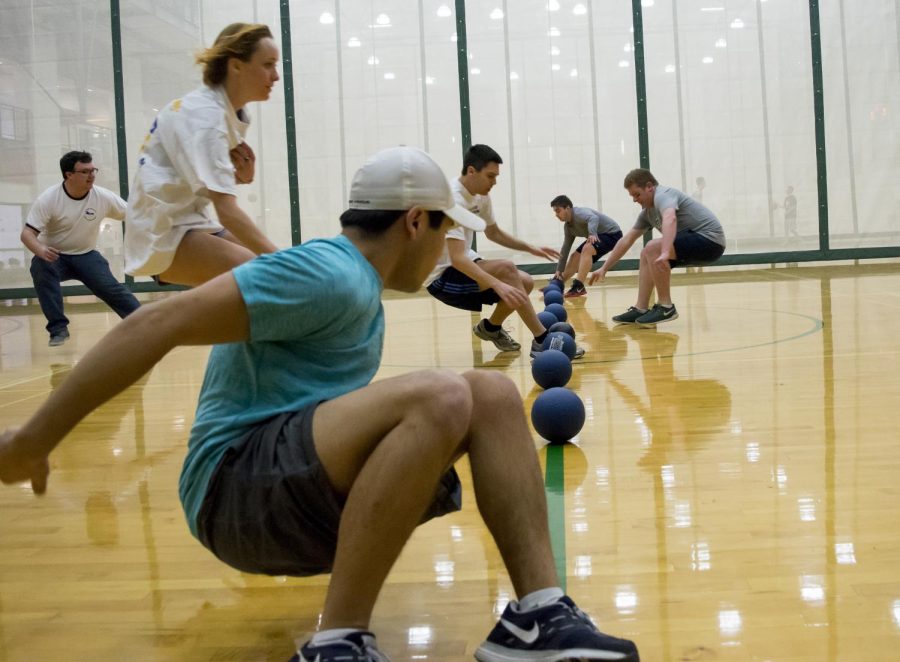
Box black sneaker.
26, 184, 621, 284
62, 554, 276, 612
611, 307, 647, 324
294, 631, 390, 662
474, 319, 522, 352
475, 596, 639, 661
48, 329, 70, 347
636, 304, 678, 327
564, 286, 586, 299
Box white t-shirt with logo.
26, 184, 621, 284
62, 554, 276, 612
125, 85, 249, 276
25, 183, 126, 255
425, 177, 497, 285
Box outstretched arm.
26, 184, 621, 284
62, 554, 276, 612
588, 227, 643, 283
483, 223, 560, 262
0, 273, 250, 493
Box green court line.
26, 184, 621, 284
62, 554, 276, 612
544, 443, 567, 593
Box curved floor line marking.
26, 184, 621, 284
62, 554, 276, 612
380, 309, 825, 369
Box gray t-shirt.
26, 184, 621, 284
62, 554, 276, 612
634, 186, 725, 247
556, 207, 621, 272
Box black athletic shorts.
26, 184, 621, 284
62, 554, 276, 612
576, 231, 622, 261
195, 403, 463, 576
427, 262, 502, 312
671, 230, 725, 267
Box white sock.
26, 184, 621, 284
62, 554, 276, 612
516, 587, 565, 612
310, 628, 366, 646
660, 303, 674, 309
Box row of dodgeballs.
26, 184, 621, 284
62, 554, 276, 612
530, 280, 586, 445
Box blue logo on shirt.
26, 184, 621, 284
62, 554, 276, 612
83, 208, 97, 221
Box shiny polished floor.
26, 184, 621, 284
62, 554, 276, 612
1, 261, 899, 661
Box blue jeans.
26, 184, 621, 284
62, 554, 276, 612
30, 251, 140, 336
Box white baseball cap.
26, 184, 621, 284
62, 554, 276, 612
348, 146, 486, 231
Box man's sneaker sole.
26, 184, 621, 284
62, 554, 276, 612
475, 641, 637, 661
564, 289, 587, 299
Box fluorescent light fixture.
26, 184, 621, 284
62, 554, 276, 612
490, 8, 504, 20
471, 67, 481, 75
509, 71, 519, 80
573, 3, 587, 15
367, 55, 379, 65
548, 0, 560, 10
375, 13, 390, 25
664, 64, 676, 73
347, 37, 361, 47
319, 12, 334, 24
730, 18, 745, 28
702, 56, 714, 64
383, 72, 395, 80
618, 60, 630, 68
436, 4, 451, 17
715, 38, 727, 48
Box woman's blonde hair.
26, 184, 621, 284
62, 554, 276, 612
196, 23, 274, 86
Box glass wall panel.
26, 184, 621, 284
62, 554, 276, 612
292, 0, 462, 242
463, 0, 641, 263
643, 0, 818, 254
821, 0, 900, 248
0, 1, 121, 288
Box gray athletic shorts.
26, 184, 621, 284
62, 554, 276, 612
195, 403, 463, 576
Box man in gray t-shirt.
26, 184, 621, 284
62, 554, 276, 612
589, 168, 725, 327
549, 195, 622, 298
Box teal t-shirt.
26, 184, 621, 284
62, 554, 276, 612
178, 235, 384, 537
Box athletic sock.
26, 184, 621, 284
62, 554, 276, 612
535, 331, 549, 344
310, 628, 367, 646
659, 303, 674, 309
516, 587, 565, 612
483, 319, 502, 332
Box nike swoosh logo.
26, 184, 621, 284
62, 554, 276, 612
500, 619, 540, 644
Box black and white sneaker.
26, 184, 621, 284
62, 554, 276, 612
635, 304, 678, 327
611, 307, 647, 324
294, 631, 390, 662
475, 596, 639, 661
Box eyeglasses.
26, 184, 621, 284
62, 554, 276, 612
72, 168, 99, 176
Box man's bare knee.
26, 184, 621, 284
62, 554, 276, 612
519, 271, 534, 293
408, 370, 473, 441
463, 370, 522, 413
492, 260, 520, 285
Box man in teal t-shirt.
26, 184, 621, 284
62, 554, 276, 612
1, 147, 639, 662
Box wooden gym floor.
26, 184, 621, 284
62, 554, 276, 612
1, 261, 899, 661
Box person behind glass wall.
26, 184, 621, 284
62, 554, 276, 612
21, 150, 140, 346
125, 23, 280, 287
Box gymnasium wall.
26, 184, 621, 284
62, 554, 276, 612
0, 0, 897, 295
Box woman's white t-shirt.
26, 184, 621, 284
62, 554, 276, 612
125, 85, 249, 276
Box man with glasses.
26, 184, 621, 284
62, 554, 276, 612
21, 151, 140, 346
